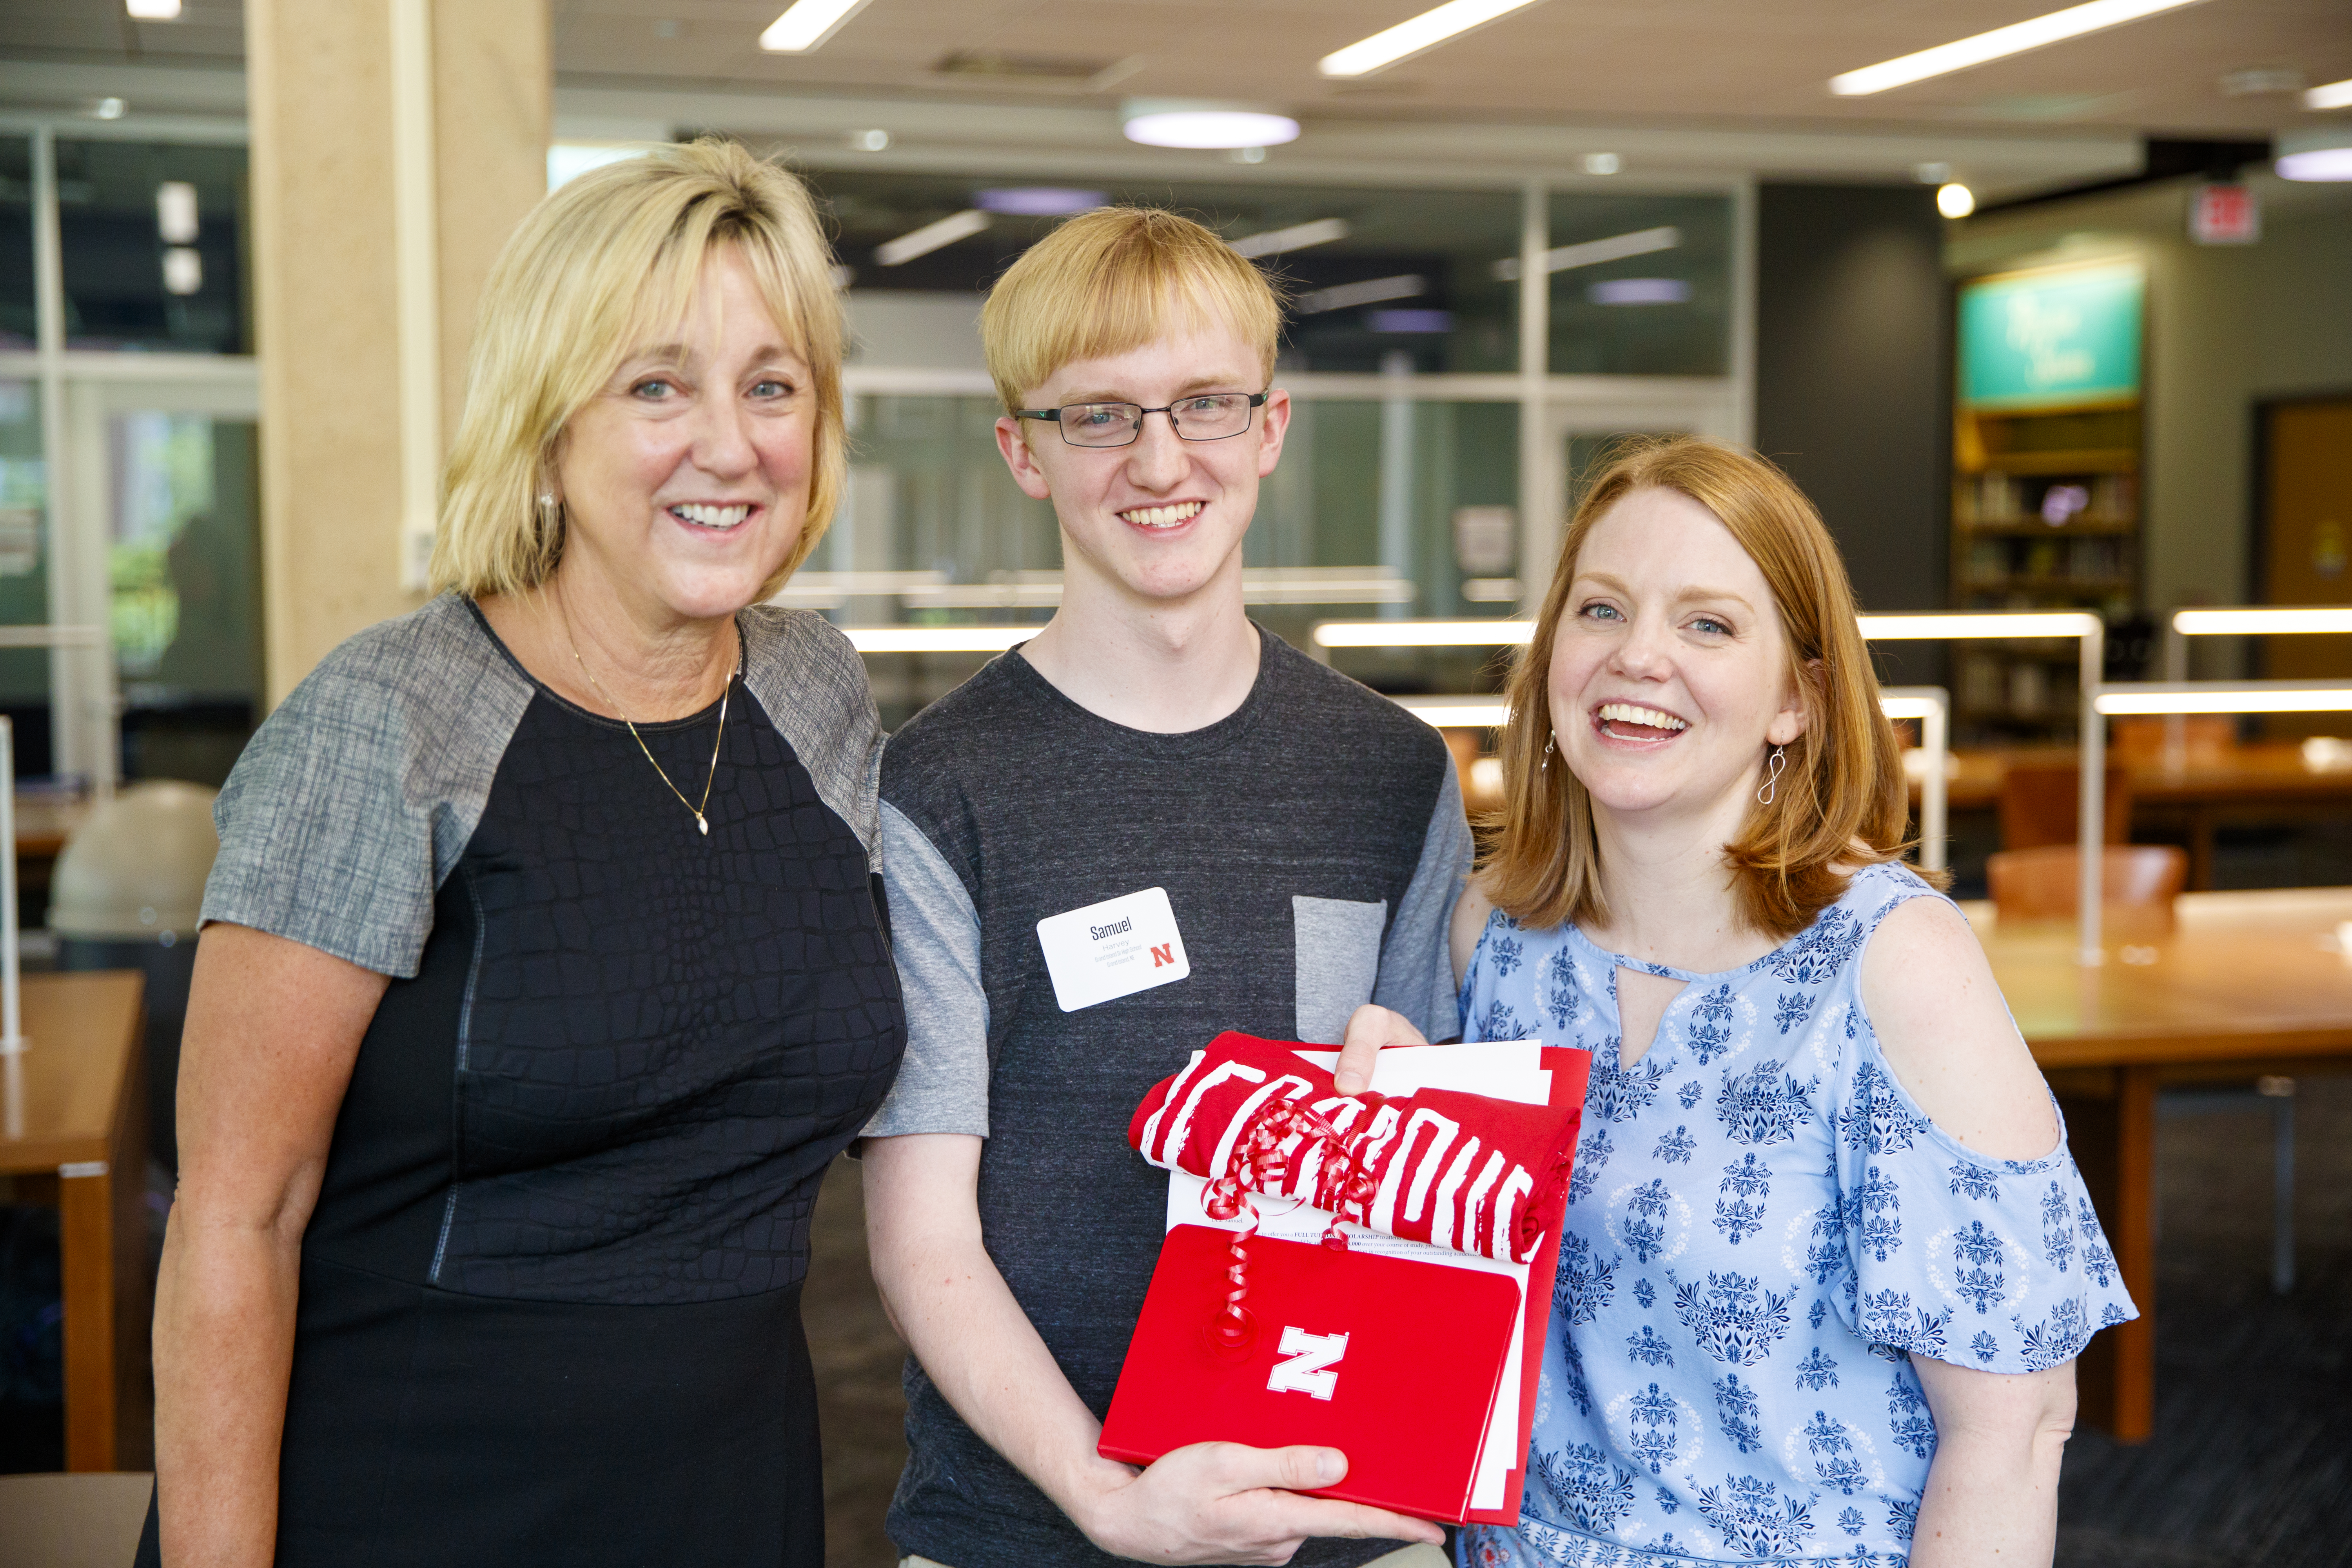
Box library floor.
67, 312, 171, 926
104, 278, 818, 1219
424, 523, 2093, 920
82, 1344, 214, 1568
804, 1073, 2352, 1567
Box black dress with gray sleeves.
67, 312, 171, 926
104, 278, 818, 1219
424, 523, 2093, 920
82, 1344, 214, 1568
135, 593, 906, 1568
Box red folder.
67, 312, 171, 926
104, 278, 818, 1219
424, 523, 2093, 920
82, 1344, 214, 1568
1099, 1034, 1591, 1527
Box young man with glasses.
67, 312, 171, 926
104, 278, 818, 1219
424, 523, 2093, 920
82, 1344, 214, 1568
861, 207, 1470, 1568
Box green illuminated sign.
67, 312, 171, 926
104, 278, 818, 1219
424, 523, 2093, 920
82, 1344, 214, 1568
1958, 261, 2143, 409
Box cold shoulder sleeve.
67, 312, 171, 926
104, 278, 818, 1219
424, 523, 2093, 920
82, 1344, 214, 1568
1826, 918, 2139, 1374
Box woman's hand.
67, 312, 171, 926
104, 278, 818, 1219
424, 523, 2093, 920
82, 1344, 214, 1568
152, 924, 386, 1568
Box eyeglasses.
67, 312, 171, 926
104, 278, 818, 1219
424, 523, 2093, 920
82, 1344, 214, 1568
1016, 391, 1268, 448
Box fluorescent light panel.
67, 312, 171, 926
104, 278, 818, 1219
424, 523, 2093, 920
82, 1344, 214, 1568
1319, 0, 1549, 78
1828, 0, 2210, 96
844, 627, 1034, 654
1297, 275, 1426, 314
125, 0, 180, 17
1878, 695, 1942, 719
1395, 697, 1513, 728
1232, 218, 1350, 260
2096, 682, 2352, 715
760, 0, 875, 52
1314, 619, 1533, 648
1493, 225, 1678, 281
876, 209, 991, 267
1857, 611, 2101, 640
2309, 78, 2352, 110
2173, 607, 2352, 636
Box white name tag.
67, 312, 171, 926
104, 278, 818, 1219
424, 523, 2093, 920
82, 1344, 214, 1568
1036, 886, 1191, 1013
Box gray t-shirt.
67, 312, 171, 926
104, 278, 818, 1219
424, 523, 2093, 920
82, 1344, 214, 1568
867, 626, 1472, 1568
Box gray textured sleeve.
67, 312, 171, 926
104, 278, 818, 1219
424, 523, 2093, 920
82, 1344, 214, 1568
1370, 762, 1474, 1041
860, 800, 991, 1138
738, 606, 884, 862
200, 596, 532, 979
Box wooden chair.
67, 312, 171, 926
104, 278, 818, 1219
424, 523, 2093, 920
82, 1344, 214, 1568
1997, 762, 2131, 851
1984, 843, 2187, 928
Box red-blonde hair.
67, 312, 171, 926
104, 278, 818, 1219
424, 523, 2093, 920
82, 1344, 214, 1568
1482, 436, 1931, 940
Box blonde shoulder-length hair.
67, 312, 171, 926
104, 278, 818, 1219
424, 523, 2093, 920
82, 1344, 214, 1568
1483, 436, 1932, 942
431, 138, 845, 602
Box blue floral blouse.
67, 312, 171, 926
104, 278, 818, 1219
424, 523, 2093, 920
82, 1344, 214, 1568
1456, 863, 2136, 1568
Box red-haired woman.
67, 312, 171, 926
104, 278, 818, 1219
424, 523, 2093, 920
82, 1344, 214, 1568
1360, 438, 2133, 1568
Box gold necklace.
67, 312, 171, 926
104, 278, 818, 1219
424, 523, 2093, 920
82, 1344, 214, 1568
566, 623, 737, 838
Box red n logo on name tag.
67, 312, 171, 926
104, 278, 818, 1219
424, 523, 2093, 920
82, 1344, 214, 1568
1151, 944, 1176, 967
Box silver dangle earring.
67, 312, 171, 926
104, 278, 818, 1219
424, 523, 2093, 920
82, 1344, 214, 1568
1540, 733, 1555, 772
537, 489, 563, 536
1757, 744, 1786, 805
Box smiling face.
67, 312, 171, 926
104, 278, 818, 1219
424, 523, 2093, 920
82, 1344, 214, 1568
1548, 485, 1809, 831
550, 244, 814, 630
995, 323, 1288, 610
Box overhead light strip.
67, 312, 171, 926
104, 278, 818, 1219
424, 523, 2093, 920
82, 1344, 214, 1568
2096, 681, 2352, 715
1318, 0, 1550, 79
876, 209, 991, 268
1231, 218, 1350, 259
760, 0, 877, 53
1493, 225, 1680, 281
2309, 78, 2352, 111
2173, 607, 2352, 636
1828, 0, 2211, 96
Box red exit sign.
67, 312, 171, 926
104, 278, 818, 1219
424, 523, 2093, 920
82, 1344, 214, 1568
2189, 183, 2261, 245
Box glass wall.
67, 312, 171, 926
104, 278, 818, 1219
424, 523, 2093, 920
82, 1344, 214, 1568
1548, 191, 1733, 377
810, 170, 1523, 375
109, 412, 263, 784
0, 378, 52, 775
56, 139, 249, 355
0, 138, 33, 350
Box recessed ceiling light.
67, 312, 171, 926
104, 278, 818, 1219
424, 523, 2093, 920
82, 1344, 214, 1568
1122, 102, 1300, 150
846, 129, 891, 152
1230, 217, 1350, 259
2276, 129, 2352, 181
1829, 0, 2212, 96
759, 0, 875, 53
87, 97, 127, 120
875, 209, 992, 267
155, 181, 198, 243
973, 188, 1104, 216
1938, 182, 1977, 217
1318, 0, 1549, 78
125, 0, 180, 17
1582, 152, 1621, 176
2308, 77, 2352, 110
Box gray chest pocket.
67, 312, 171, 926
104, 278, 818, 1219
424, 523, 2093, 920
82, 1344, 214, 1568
1292, 895, 1389, 1044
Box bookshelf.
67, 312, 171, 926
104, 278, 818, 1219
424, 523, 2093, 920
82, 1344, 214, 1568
1951, 260, 2146, 741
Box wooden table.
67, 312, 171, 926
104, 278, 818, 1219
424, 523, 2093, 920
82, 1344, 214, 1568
1967, 888, 2352, 1441
0, 971, 151, 1470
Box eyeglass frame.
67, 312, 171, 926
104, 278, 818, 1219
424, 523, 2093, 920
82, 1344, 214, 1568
1013, 390, 1270, 448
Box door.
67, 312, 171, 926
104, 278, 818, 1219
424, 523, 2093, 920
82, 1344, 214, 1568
60, 373, 262, 788
2256, 395, 2352, 738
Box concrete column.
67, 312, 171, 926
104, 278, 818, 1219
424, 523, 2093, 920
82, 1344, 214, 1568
245, 0, 549, 704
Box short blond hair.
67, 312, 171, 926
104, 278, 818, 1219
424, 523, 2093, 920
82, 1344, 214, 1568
432, 138, 845, 601
980, 206, 1283, 414
1483, 437, 1931, 941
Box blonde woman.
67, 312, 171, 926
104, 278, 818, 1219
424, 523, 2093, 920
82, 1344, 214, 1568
1356, 439, 2134, 1568
141, 140, 904, 1567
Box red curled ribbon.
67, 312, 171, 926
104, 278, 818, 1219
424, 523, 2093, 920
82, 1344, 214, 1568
1196, 1094, 1384, 1349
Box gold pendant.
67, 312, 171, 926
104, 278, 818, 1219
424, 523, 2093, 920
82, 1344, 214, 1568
697, 816, 709, 836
